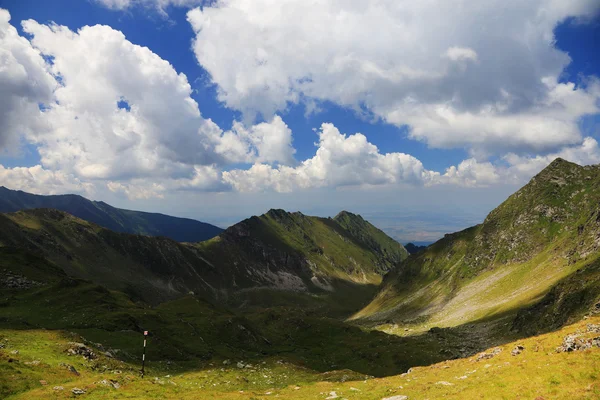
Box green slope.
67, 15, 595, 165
0, 246, 451, 399
353, 158, 600, 334
333, 210, 409, 271
0, 208, 405, 304
0, 186, 223, 242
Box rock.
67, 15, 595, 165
223, 359, 231, 365
39, 380, 47, 385
556, 331, 600, 352
435, 381, 454, 386
382, 396, 408, 400
97, 379, 121, 389
10, 350, 19, 355
60, 363, 80, 376
475, 347, 502, 361
53, 386, 64, 391
237, 361, 245, 369
72, 387, 86, 395
0, 271, 42, 289
66, 342, 96, 360
511, 345, 525, 356
325, 391, 338, 399
588, 324, 600, 333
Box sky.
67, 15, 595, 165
0, 0, 599, 243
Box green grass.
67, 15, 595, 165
2, 316, 599, 399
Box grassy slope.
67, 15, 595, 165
198, 209, 408, 283
3, 315, 599, 399
353, 158, 600, 333
333, 211, 409, 271
0, 208, 406, 305
0, 186, 223, 242
0, 250, 457, 399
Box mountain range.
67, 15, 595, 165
0, 186, 223, 242
1, 158, 600, 399
0, 205, 407, 305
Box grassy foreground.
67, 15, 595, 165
2, 316, 599, 399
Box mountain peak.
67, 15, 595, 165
334, 210, 365, 222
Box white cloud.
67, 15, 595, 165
212, 115, 296, 166
2, 16, 289, 176
0, 164, 94, 195
2, 6, 600, 203
436, 137, 600, 187
0, 9, 56, 153
444, 47, 478, 62
223, 123, 437, 192
0, 11, 300, 198
94, 0, 202, 14
188, 0, 600, 154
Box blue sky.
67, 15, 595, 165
0, 0, 599, 242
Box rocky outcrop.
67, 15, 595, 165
0, 270, 42, 289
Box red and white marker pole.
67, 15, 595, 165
141, 330, 148, 378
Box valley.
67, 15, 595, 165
1, 159, 600, 399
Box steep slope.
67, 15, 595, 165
333, 211, 408, 271
353, 158, 600, 332
0, 208, 405, 304
194, 209, 408, 290
0, 186, 223, 242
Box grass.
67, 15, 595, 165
2, 316, 599, 399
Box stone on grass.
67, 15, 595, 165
72, 387, 86, 395
511, 345, 525, 356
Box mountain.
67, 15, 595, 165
0, 186, 223, 242
404, 242, 428, 254
352, 158, 600, 334
333, 211, 409, 266
0, 208, 407, 304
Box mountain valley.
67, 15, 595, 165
1, 159, 600, 399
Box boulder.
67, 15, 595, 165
511, 345, 524, 356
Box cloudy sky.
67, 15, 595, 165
0, 0, 599, 242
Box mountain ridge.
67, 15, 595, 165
0, 186, 223, 242
352, 158, 600, 335
0, 207, 407, 304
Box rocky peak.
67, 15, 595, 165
334, 210, 364, 222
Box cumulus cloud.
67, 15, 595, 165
223, 123, 437, 192
1, 16, 289, 177
0, 11, 300, 197
188, 0, 600, 154
212, 116, 296, 166
0, 164, 93, 195
223, 123, 600, 193
436, 137, 600, 187
2, 6, 600, 202
0, 9, 56, 153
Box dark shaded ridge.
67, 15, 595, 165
0, 186, 223, 242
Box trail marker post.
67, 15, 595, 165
141, 330, 148, 378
